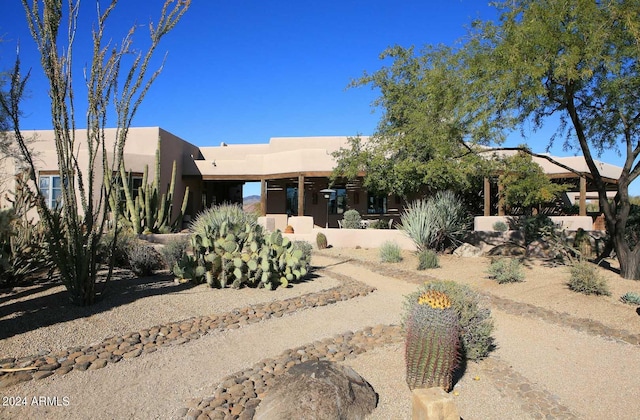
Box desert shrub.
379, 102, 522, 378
190, 203, 257, 239
160, 236, 190, 271
487, 258, 525, 283
99, 228, 138, 268
404, 280, 494, 361
568, 261, 611, 296
400, 191, 469, 252
1, 180, 53, 285
342, 209, 361, 229
492, 221, 508, 232
379, 241, 403, 263
126, 241, 163, 277
417, 249, 439, 270
621, 292, 640, 305
522, 214, 554, 244
293, 240, 313, 262
368, 219, 389, 229
316, 232, 328, 249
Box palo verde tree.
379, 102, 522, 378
0, 0, 190, 304
498, 148, 567, 215
332, 46, 494, 200
344, 0, 640, 279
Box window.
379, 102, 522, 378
286, 186, 298, 216
367, 192, 387, 214
39, 174, 63, 209
329, 188, 347, 215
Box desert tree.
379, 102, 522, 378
0, 0, 190, 304
341, 0, 640, 279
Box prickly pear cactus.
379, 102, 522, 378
404, 290, 460, 391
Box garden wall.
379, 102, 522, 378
474, 216, 595, 232
284, 228, 417, 251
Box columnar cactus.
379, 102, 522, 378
404, 290, 461, 391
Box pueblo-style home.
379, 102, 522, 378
0, 127, 621, 230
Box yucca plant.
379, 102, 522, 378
400, 191, 469, 252
404, 290, 460, 391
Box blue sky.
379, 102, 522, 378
0, 1, 637, 196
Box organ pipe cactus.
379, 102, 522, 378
404, 290, 461, 391
114, 137, 189, 234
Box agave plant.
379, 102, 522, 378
400, 191, 469, 252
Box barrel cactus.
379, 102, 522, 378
404, 290, 461, 391
316, 232, 328, 249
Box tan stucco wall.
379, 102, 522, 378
0, 127, 196, 224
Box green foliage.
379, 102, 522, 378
114, 143, 189, 234
417, 249, 439, 270
159, 236, 190, 271
0, 173, 52, 286
0, 1, 190, 305
292, 240, 313, 262
367, 219, 390, 229
345, 1, 640, 278
316, 232, 328, 250
522, 215, 554, 244
492, 221, 508, 232
568, 261, 611, 296
379, 241, 403, 263
126, 242, 163, 277
487, 258, 525, 284
400, 191, 469, 252
176, 208, 310, 290
621, 292, 640, 306
404, 290, 460, 391
405, 281, 494, 361
99, 228, 138, 269
499, 150, 567, 213
341, 209, 362, 229
190, 203, 257, 239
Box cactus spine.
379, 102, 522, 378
404, 290, 460, 391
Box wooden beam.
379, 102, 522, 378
297, 174, 305, 216
483, 177, 491, 216
498, 182, 505, 216
260, 178, 267, 216
579, 176, 587, 216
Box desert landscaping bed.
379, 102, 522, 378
1, 250, 640, 419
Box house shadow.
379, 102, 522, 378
0, 270, 195, 342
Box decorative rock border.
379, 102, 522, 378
0, 268, 375, 390
477, 356, 578, 419
178, 324, 404, 419
321, 253, 640, 346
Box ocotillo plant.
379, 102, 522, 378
404, 289, 461, 391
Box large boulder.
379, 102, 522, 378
254, 360, 377, 420
453, 243, 483, 257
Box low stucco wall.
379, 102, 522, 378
474, 216, 595, 232
284, 228, 417, 251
